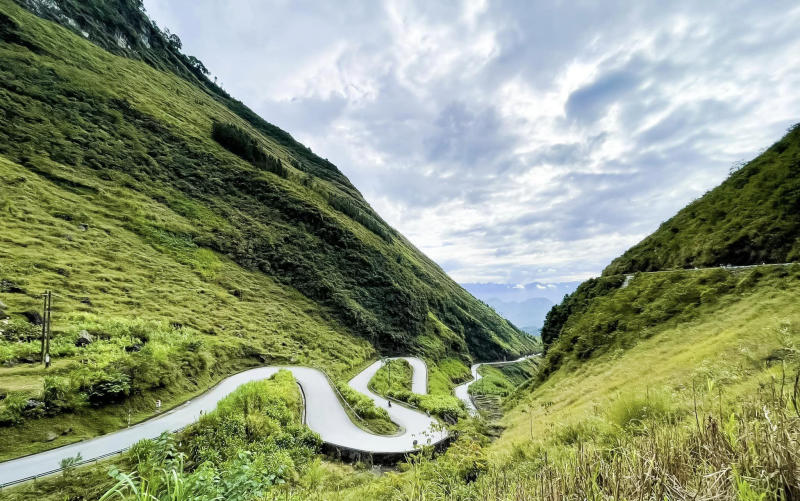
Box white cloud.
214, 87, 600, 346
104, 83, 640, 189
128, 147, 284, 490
145, 0, 800, 284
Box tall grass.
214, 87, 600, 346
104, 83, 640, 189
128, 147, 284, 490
473, 373, 800, 500
605, 388, 683, 432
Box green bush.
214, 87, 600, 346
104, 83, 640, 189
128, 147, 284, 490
386, 389, 466, 424
211, 122, 288, 178
41, 376, 84, 414
105, 371, 321, 500
0, 318, 40, 342
336, 381, 396, 435
0, 393, 27, 426
83, 372, 131, 406
186, 371, 319, 473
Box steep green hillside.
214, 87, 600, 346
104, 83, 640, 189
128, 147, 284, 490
0, 0, 532, 359
540, 264, 800, 376
482, 272, 800, 500
605, 124, 800, 275
0, 0, 532, 458
541, 124, 800, 370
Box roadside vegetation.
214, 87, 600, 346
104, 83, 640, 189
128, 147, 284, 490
368, 357, 470, 424
335, 380, 398, 435
4, 370, 322, 500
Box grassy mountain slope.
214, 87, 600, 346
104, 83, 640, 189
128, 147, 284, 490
0, 0, 533, 359
480, 271, 800, 499
0, 152, 374, 458
539, 264, 800, 380
0, 0, 533, 458
604, 124, 800, 275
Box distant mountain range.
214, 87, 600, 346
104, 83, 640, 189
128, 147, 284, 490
462, 282, 581, 334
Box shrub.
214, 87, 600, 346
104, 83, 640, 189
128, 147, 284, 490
42, 375, 84, 414
84, 372, 131, 406
0, 318, 40, 342
0, 393, 27, 426
336, 382, 391, 422
212, 122, 288, 178
387, 390, 466, 424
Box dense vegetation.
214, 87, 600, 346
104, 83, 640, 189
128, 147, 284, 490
334, 379, 398, 435
0, 0, 533, 458
540, 275, 625, 348
211, 122, 288, 179
604, 124, 800, 275
539, 264, 800, 378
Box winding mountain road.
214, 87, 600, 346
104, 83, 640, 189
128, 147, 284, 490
348, 357, 444, 448
454, 355, 538, 413
0, 354, 538, 485
0, 359, 442, 486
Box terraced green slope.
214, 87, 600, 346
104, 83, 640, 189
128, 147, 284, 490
0, 0, 533, 458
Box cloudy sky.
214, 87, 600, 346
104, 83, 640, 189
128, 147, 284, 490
144, 0, 800, 285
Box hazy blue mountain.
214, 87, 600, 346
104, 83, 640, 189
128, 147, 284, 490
462, 282, 580, 304
484, 297, 554, 334
461, 281, 581, 333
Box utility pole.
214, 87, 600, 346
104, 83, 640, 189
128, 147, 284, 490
40, 291, 52, 368
40, 292, 47, 363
